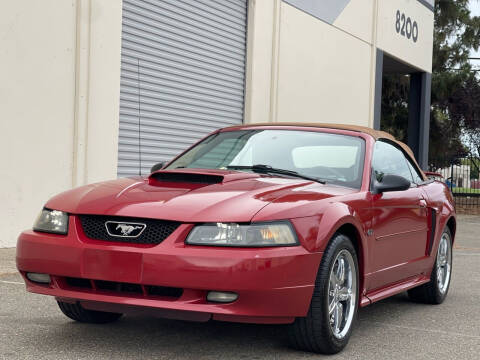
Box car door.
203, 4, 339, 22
368, 141, 429, 290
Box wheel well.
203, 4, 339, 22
336, 224, 364, 290
446, 217, 456, 243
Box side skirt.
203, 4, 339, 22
360, 275, 430, 307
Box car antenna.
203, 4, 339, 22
137, 58, 142, 177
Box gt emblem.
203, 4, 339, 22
105, 221, 146, 238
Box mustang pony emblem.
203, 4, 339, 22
116, 224, 143, 236
104, 221, 146, 238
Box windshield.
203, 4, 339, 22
166, 130, 365, 188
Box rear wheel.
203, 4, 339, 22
57, 301, 123, 324
408, 227, 453, 304
288, 233, 358, 354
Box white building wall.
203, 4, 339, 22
0, 0, 122, 248
274, 2, 373, 126
244, 0, 434, 126
75, 0, 123, 185
245, 0, 376, 127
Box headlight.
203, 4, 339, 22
186, 222, 298, 247
33, 209, 69, 235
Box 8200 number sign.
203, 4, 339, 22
395, 10, 418, 43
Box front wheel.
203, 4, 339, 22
288, 233, 358, 354
57, 301, 123, 324
408, 227, 453, 304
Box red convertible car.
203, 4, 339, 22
17, 124, 455, 354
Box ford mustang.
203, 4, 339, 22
17, 123, 455, 354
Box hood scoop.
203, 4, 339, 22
149, 171, 224, 185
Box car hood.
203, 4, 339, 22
46, 169, 355, 222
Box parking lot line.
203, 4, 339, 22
0, 280, 23, 285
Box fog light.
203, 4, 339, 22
26, 273, 51, 284
207, 291, 238, 303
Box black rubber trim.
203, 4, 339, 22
418, 0, 434, 12
427, 209, 437, 255
150, 172, 223, 184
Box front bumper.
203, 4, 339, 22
17, 216, 322, 324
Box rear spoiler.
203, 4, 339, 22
424, 171, 443, 179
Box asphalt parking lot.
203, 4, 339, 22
1, 215, 479, 360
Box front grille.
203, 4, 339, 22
79, 215, 181, 245
64, 277, 183, 299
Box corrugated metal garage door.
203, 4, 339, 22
118, 0, 248, 177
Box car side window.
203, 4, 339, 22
406, 159, 424, 184
372, 141, 414, 183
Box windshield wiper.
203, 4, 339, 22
227, 164, 326, 184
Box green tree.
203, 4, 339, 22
461, 157, 480, 179
381, 0, 480, 165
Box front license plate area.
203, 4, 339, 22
82, 249, 142, 284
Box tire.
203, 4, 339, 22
57, 301, 123, 324
408, 227, 453, 304
288, 233, 359, 354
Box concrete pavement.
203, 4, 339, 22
1, 215, 479, 359
0, 248, 15, 276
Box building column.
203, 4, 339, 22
72, 0, 91, 188
373, 49, 383, 131
243, 0, 278, 123
408, 72, 431, 169
72, 0, 123, 185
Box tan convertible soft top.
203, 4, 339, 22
224, 122, 426, 181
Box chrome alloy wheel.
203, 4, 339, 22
328, 250, 357, 339
436, 232, 452, 295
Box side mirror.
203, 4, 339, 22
150, 162, 167, 173
373, 174, 411, 194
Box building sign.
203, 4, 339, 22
395, 9, 419, 43
377, 0, 434, 72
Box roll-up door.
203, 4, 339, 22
117, 0, 248, 177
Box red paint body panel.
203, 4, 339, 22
368, 187, 429, 289
45, 172, 343, 223
16, 125, 456, 323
